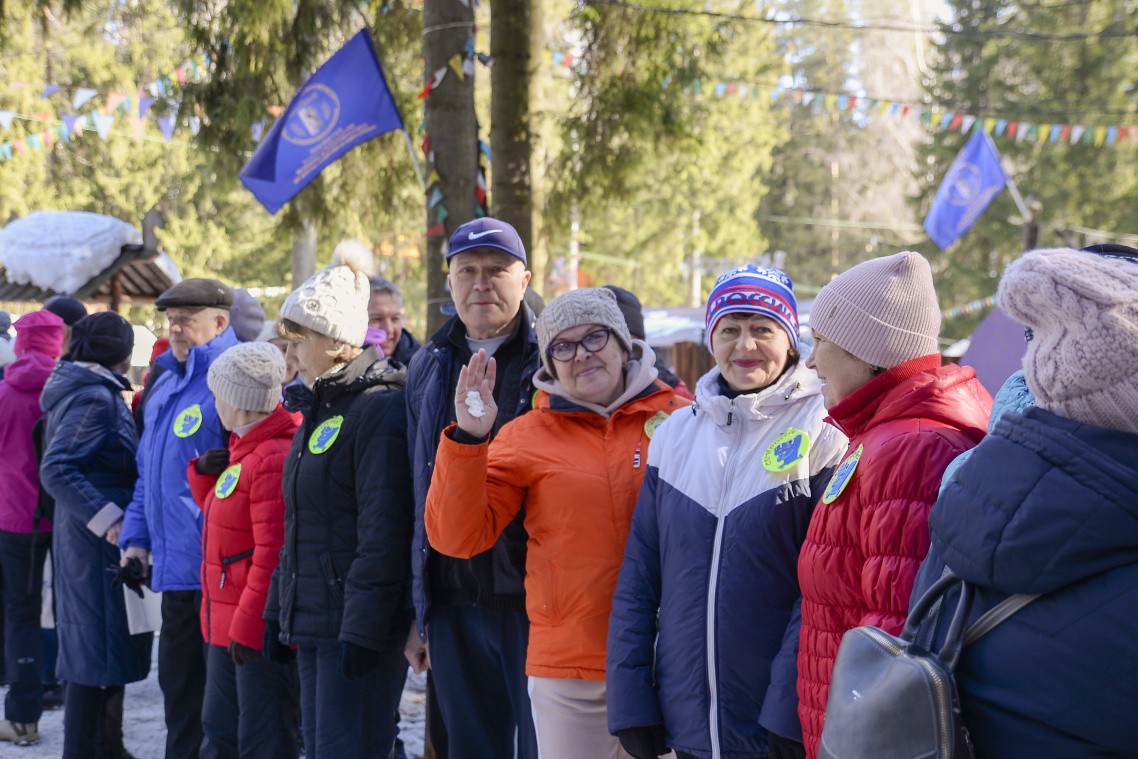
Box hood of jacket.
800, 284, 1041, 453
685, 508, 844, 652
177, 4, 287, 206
691, 360, 821, 426
312, 345, 407, 402
4, 352, 57, 393
154, 325, 239, 378
931, 405, 1138, 595
828, 357, 991, 443
41, 360, 130, 412
532, 339, 659, 417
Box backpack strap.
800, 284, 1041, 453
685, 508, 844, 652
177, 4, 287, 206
962, 592, 1039, 645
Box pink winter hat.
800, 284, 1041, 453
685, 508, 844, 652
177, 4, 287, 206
14, 309, 64, 358
998, 247, 1138, 433
810, 251, 942, 369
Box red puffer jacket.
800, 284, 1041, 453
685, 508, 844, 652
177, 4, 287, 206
189, 405, 297, 649
796, 357, 992, 758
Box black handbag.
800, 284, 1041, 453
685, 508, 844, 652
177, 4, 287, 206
817, 571, 1037, 759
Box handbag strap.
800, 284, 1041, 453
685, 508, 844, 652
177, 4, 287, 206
962, 592, 1039, 645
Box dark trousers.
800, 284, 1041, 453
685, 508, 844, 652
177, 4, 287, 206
428, 605, 538, 759
158, 590, 206, 759
0, 530, 50, 724
200, 644, 299, 759
296, 636, 406, 759
62, 683, 123, 759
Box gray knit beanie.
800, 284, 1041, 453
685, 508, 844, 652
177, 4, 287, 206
536, 288, 633, 375
278, 246, 371, 348
207, 342, 286, 413
810, 250, 942, 369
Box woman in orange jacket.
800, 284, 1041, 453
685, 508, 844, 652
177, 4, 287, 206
426, 288, 689, 759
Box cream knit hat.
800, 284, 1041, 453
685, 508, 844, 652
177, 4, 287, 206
810, 251, 942, 369
279, 246, 370, 347
998, 247, 1138, 433
208, 342, 287, 413
537, 288, 632, 375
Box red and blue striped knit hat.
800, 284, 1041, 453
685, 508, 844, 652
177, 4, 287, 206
704, 265, 799, 350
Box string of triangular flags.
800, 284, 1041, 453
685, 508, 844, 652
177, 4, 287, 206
692, 80, 1137, 149
418, 33, 493, 239
943, 294, 997, 321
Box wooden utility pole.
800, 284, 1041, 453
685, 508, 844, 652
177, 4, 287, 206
424, 0, 477, 336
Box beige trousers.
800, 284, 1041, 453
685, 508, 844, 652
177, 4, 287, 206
528, 677, 635, 759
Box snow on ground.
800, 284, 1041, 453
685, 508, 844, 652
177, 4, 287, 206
0, 647, 427, 759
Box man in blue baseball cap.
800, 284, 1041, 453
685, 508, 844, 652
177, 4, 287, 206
405, 217, 539, 759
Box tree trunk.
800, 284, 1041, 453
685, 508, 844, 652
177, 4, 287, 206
490, 0, 545, 292
291, 216, 318, 288
424, 0, 478, 336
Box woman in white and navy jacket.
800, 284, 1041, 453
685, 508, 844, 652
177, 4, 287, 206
607, 266, 846, 759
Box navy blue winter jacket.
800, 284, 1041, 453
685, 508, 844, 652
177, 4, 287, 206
40, 362, 152, 686
912, 406, 1138, 758
406, 310, 538, 639
608, 365, 846, 758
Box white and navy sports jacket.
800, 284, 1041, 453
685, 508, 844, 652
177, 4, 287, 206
607, 362, 846, 759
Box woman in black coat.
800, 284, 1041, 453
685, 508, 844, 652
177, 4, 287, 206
265, 254, 414, 759
40, 313, 152, 759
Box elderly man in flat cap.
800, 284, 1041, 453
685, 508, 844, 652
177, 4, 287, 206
118, 278, 237, 759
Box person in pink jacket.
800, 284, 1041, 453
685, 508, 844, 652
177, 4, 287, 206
795, 252, 992, 758
0, 309, 64, 745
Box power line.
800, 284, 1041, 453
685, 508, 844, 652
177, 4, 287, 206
582, 0, 1138, 43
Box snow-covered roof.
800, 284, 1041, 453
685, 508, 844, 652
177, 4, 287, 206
0, 211, 180, 303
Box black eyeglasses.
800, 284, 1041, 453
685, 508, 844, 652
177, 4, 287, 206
547, 328, 612, 362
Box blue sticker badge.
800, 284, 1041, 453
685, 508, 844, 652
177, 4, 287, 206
173, 404, 203, 438
308, 415, 344, 455
822, 444, 864, 505
763, 427, 812, 473
214, 464, 242, 499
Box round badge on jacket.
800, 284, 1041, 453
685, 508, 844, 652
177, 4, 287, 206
822, 444, 864, 505
763, 427, 812, 473
173, 404, 203, 438
308, 415, 345, 454
644, 410, 670, 439
214, 464, 242, 499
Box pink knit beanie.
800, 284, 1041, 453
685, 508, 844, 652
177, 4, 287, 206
998, 247, 1138, 433
809, 251, 941, 369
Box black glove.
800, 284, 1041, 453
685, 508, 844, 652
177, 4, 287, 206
616, 725, 667, 759
261, 620, 295, 663
229, 640, 261, 667
767, 732, 807, 759
338, 641, 382, 681
195, 447, 231, 475
110, 557, 148, 599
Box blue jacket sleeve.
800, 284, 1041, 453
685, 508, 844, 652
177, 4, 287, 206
759, 597, 804, 741
119, 429, 151, 550
40, 391, 122, 529
607, 466, 665, 734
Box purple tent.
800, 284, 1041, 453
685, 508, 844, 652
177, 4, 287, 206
960, 307, 1028, 395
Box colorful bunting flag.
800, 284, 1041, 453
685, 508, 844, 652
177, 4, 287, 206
0, 112, 13, 131
93, 114, 115, 140
73, 88, 98, 109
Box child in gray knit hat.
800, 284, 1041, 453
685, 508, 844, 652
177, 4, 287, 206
191, 340, 299, 757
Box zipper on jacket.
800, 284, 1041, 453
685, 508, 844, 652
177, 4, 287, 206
219, 548, 255, 589
705, 404, 744, 759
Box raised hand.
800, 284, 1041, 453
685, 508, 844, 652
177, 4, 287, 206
454, 349, 498, 440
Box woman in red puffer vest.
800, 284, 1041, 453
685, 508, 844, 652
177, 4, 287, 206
795, 252, 993, 759
188, 342, 299, 758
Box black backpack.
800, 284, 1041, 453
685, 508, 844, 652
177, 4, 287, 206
32, 415, 54, 528
818, 571, 1037, 759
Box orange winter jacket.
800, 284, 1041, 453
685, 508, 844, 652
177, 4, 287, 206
426, 380, 688, 681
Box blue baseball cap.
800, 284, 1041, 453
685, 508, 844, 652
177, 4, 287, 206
446, 218, 527, 264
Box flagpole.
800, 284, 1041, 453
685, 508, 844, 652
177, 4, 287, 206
349, 15, 427, 188
401, 130, 426, 187
983, 131, 1029, 219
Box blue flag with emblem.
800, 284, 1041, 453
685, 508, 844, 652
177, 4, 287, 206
240, 29, 405, 214
923, 131, 1008, 250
